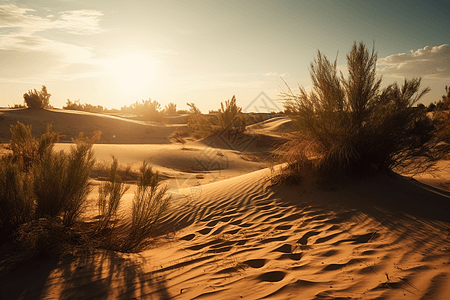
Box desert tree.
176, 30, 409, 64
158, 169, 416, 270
275, 42, 450, 182
23, 85, 51, 109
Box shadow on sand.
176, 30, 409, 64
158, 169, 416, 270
0, 249, 171, 300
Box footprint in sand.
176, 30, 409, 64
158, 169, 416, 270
223, 228, 240, 235
179, 233, 196, 241
257, 271, 286, 282
297, 231, 320, 245
272, 243, 292, 254
206, 246, 233, 253
243, 259, 266, 268
277, 253, 302, 261
197, 227, 213, 235
205, 220, 220, 227
260, 235, 289, 244
274, 224, 292, 231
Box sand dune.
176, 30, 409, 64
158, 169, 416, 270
2, 169, 449, 299
1, 108, 450, 299
0, 108, 183, 144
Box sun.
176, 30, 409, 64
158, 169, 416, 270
106, 53, 158, 94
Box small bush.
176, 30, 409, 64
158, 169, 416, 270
10, 121, 60, 170
170, 130, 188, 149
15, 217, 68, 258
276, 42, 450, 182
120, 162, 170, 252
32, 135, 96, 226
96, 157, 129, 234
217, 95, 247, 133
186, 102, 217, 139
164, 102, 177, 115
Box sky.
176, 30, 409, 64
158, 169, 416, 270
0, 0, 449, 112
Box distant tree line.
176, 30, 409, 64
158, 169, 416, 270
63, 98, 180, 117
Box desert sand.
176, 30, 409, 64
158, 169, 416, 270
1, 108, 450, 300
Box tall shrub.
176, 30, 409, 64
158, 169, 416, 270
277, 42, 449, 181
120, 162, 170, 252
217, 95, 247, 133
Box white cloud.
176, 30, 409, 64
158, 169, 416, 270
264, 72, 289, 77
55, 10, 105, 35
378, 44, 450, 78
0, 4, 104, 35
0, 4, 105, 82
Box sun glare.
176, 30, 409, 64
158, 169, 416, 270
106, 53, 158, 94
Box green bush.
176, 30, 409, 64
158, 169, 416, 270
276, 42, 450, 182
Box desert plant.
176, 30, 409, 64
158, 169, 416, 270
96, 157, 130, 234
23, 85, 51, 109
15, 217, 68, 258
32, 132, 97, 225
217, 95, 247, 133
276, 42, 449, 182
170, 130, 188, 149
9, 121, 60, 170
164, 102, 177, 115
186, 102, 217, 139
0, 159, 34, 238
120, 161, 170, 252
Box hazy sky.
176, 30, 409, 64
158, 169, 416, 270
0, 0, 449, 112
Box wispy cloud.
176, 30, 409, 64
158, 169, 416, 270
378, 44, 450, 78
0, 4, 104, 82
264, 72, 289, 77
0, 4, 104, 35
55, 10, 104, 35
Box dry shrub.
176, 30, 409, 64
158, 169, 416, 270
170, 129, 188, 149
95, 157, 129, 234
186, 102, 217, 139
15, 217, 68, 258
0, 159, 34, 238
1, 122, 170, 255
9, 121, 60, 170
120, 162, 170, 252
186, 96, 247, 139
217, 95, 247, 133
33, 133, 96, 226
275, 42, 450, 183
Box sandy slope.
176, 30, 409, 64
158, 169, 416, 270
1, 169, 449, 299
1, 109, 450, 300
